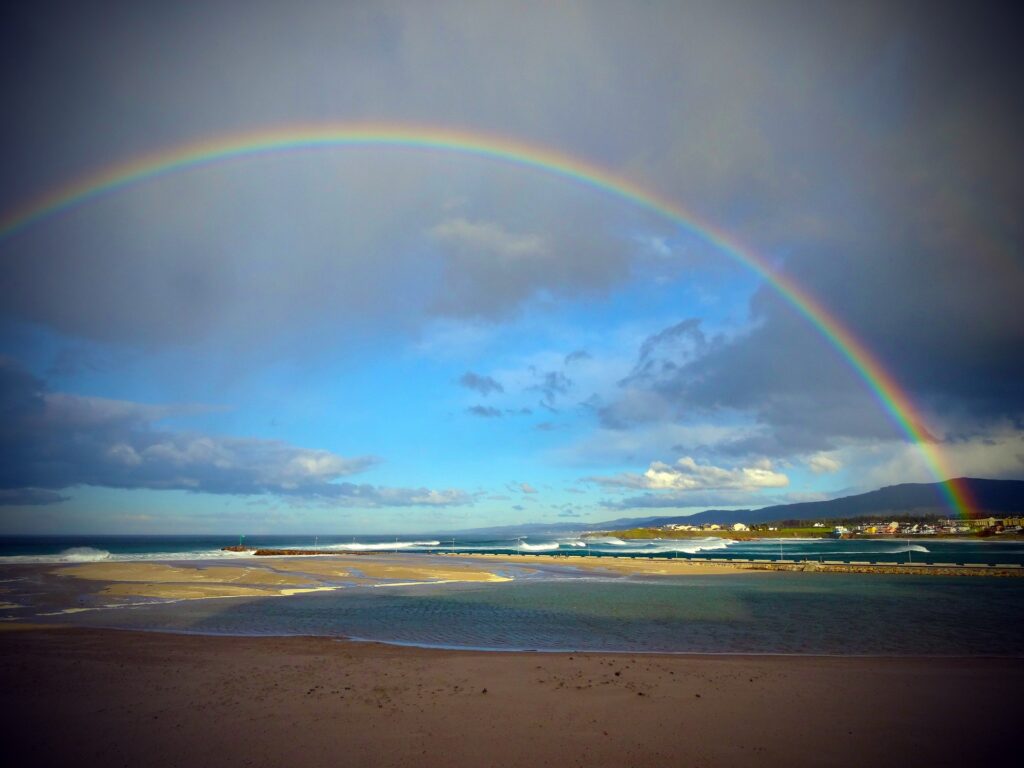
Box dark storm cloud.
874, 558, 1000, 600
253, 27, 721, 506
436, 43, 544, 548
0, 359, 471, 507
0, 488, 69, 506
602, 235, 1023, 455
0, 3, 639, 356
458, 372, 503, 396
0, 1, 1018, 447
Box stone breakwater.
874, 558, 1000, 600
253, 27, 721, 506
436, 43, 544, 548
450, 552, 1024, 578
749, 561, 1024, 577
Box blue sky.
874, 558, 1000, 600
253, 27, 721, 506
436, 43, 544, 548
1, 2, 1021, 533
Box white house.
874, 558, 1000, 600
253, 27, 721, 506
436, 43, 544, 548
732, 523, 749, 532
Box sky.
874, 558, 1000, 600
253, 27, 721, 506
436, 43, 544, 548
1, 1, 1021, 534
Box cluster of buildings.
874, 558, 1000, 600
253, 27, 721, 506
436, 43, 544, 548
661, 516, 1023, 536
665, 522, 750, 533
848, 517, 1023, 536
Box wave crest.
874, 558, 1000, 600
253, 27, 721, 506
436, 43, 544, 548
59, 547, 111, 562
518, 542, 560, 552
320, 540, 441, 551
586, 536, 628, 546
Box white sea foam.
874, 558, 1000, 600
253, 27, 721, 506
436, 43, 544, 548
587, 536, 628, 546
756, 537, 824, 543
318, 540, 441, 551
605, 537, 734, 555
0, 548, 254, 565
518, 542, 560, 552
59, 547, 112, 562
888, 544, 930, 554
560, 540, 587, 547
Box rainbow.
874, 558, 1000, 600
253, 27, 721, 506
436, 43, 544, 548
0, 123, 974, 517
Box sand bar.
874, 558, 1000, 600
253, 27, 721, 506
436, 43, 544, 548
266, 554, 514, 583
0, 556, 518, 606
56, 561, 315, 586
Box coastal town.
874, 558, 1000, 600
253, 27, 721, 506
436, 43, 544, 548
609, 515, 1024, 540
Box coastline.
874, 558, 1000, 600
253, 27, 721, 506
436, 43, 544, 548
2, 552, 1021, 626
449, 552, 1024, 577
2, 626, 1020, 768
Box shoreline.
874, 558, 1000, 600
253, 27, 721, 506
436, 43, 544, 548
207, 548, 1024, 577
3, 626, 1021, 767
447, 551, 1024, 577
2, 550, 1021, 625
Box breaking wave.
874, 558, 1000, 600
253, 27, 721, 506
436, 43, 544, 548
586, 536, 628, 546
518, 542, 560, 552
607, 537, 734, 555
320, 540, 441, 551
888, 544, 930, 554
59, 547, 111, 562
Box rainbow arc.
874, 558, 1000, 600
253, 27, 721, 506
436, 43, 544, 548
0, 123, 974, 517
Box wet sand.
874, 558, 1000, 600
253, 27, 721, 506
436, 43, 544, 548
456, 552, 757, 575
454, 552, 1024, 577
1, 627, 1019, 768
14, 555, 515, 605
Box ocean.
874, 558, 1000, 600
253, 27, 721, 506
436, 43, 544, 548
25, 571, 1024, 656
3, 532, 1023, 655
3, 532, 1024, 566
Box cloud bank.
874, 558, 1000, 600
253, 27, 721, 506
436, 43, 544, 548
0, 359, 471, 508
589, 457, 789, 493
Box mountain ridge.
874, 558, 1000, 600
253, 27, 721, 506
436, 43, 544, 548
456, 478, 1024, 536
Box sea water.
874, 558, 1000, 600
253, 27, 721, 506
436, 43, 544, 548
35, 572, 1024, 656
3, 533, 1024, 566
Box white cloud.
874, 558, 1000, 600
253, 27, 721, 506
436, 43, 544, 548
589, 456, 789, 492
0, 360, 473, 508
808, 453, 842, 474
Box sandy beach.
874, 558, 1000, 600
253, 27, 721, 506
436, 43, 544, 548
2, 555, 1021, 766
1, 626, 1019, 768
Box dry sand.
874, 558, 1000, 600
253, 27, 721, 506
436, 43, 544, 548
1, 627, 1019, 768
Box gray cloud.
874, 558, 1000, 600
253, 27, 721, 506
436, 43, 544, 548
600, 490, 777, 511
531, 368, 573, 410
467, 405, 502, 418
458, 371, 503, 396
0, 2, 1019, 473
587, 457, 788, 493
621, 318, 707, 387
0, 359, 471, 507
0, 488, 70, 506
